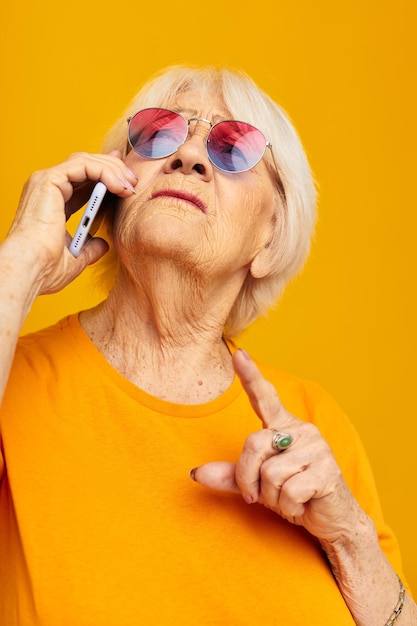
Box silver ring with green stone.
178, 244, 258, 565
271, 430, 294, 452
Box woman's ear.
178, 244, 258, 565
249, 210, 278, 279
249, 243, 275, 279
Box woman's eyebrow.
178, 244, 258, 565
172, 107, 229, 124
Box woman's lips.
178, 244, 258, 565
150, 189, 207, 213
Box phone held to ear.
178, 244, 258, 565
69, 182, 107, 257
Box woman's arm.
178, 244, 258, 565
191, 349, 417, 625
0, 151, 137, 404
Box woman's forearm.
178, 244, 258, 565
320, 511, 417, 625
0, 236, 44, 402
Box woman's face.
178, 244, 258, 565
114, 91, 277, 284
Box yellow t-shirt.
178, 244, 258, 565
0, 315, 406, 625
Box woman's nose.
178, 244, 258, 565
164, 121, 214, 180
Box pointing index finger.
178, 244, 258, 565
232, 349, 288, 429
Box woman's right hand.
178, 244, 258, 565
6, 150, 137, 296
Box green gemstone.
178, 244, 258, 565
279, 436, 293, 448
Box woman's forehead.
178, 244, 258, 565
163, 90, 231, 121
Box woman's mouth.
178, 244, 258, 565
150, 189, 207, 213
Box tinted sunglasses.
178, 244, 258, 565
127, 107, 273, 173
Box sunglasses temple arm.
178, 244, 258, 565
267, 144, 286, 201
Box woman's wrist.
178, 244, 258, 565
319, 514, 402, 626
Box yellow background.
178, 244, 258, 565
1, 0, 416, 592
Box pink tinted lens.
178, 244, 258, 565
207, 121, 267, 172
128, 108, 188, 158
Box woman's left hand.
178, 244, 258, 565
191, 349, 364, 544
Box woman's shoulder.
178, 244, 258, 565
12, 314, 87, 377
17, 314, 80, 350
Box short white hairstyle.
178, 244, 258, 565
98, 65, 317, 338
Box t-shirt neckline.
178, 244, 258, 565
66, 313, 243, 418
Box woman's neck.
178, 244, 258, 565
80, 265, 245, 403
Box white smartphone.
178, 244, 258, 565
69, 182, 108, 257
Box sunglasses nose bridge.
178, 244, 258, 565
187, 117, 213, 141
179, 117, 214, 161
187, 117, 214, 134
187, 116, 213, 128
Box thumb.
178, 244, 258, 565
190, 462, 240, 493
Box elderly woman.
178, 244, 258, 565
0, 66, 415, 625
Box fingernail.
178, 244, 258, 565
243, 493, 254, 504
117, 177, 136, 194
117, 177, 128, 190
239, 349, 251, 360
126, 180, 136, 194
127, 167, 139, 179
189, 468, 198, 481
